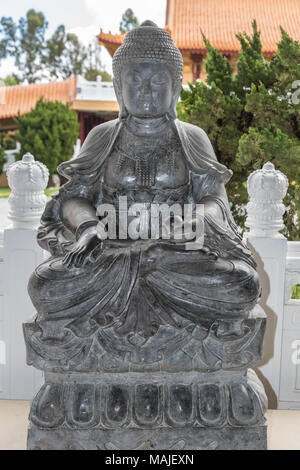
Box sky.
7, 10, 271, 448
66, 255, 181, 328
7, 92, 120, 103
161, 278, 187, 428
0, 0, 167, 77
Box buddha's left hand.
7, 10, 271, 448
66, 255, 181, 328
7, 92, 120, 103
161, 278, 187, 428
62, 228, 102, 268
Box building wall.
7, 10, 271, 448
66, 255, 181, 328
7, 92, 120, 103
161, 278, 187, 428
0, 119, 17, 132
183, 52, 271, 84
0, 173, 8, 187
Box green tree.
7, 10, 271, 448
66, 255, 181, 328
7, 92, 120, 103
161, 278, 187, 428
0, 131, 17, 150
120, 8, 139, 33
42, 24, 66, 80
83, 40, 112, 82
234, 20, 275, 99
60, 32, 87, 78
0, 142, 5, 174
0, 16, 17, 60
10, 9, 48, 83
84, 69, 112, 82
43, 25, 88, 80
16, 99, 79, 176
178, 22, 300, 239
0, 74, 21, 86
0, 9, 101, 83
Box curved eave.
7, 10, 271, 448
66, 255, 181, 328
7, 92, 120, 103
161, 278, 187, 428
97, 32, 276, 58
97, 32, 124, 47
179, 47, 276, 56
0, 76, 77, 121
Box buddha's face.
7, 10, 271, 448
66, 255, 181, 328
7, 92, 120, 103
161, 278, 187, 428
121, 62, 173, 118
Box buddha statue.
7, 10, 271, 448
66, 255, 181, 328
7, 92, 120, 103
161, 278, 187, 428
28, 21, 259, 341
25, 21, 267, 450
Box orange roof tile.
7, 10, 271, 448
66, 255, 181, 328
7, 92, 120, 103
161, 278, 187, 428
0, 76, 77, 120
98, 0, 300, 55
98, 29, 125, 46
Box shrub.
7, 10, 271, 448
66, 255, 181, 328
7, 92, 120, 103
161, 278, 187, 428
16, 98, 79, 176
177, 22, 300, 240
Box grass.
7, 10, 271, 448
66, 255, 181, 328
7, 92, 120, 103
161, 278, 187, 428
0, 187, 10, 198
45, 188, 59, 197
0, 187, 59, 198
292, 284, 300, 300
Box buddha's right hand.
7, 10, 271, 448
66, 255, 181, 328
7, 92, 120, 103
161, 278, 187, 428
62, 227, 102, 268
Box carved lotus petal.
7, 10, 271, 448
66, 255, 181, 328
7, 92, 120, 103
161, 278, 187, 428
31, 383, 65, 428
105, 385, 130, 425
198, 383, 227, 426
166, 384, 194, 426
133, 384, 162, 426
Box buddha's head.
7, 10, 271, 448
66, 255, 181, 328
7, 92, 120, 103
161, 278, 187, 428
113, 20, 183, 120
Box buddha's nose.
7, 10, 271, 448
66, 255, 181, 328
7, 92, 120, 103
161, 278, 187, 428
140, 80, 152, 98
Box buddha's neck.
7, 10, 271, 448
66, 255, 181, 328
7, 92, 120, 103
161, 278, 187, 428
126, 114, 171, 136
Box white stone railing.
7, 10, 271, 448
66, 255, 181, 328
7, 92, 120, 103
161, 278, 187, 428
279, 241, 300, 409
0, 230, 4, 369
245, 162, 300, 409
0, 154, 299, 408
0, 153, 48, 400
2, 139, 81, 174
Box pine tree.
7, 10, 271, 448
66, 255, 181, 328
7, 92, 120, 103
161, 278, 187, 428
16, 99, 79, 176
235, 20, 275, 99
177, 22, 300, 239
202, 33, 234, 95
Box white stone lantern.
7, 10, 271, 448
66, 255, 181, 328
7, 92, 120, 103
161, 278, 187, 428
6, 153, 49, 229
245, 162, 289, 238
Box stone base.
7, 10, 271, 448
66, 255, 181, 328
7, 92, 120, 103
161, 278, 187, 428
28, 425, 267, 450
26, 369, 267, 450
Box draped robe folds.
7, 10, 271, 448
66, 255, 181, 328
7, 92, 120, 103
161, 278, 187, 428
29, 118, 260, 341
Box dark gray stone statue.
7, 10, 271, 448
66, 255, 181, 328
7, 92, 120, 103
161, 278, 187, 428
24, 21, 267, 450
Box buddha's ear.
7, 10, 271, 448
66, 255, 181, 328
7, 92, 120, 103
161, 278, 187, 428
113, 77, 128, 119
168, 82, 182, 120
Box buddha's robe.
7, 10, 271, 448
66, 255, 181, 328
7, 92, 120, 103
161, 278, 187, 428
28, 118, 260, 340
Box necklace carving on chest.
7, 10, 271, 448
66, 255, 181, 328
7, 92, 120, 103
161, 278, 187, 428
115, 126, 178, 188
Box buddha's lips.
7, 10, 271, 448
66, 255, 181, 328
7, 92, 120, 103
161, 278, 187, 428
138, 98, 156, 112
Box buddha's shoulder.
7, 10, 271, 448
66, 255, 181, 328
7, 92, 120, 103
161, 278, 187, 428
176, 120, 210, 141
85, 118, 120, 141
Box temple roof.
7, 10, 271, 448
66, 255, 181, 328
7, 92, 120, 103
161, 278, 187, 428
98, 0, 300, 55
0, 76, 76, 120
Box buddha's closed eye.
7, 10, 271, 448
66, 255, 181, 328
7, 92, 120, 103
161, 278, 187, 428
151, 72, 169, 85
126, 72, 143, 85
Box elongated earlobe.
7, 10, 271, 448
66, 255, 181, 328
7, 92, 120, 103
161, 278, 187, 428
168, 82, 182, 120
114, 77, 128, 119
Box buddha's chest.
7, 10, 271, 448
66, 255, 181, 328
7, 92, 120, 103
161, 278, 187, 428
103, 126, 188, 192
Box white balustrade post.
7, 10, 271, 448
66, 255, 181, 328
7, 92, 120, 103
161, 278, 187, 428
1, 153, 49, 399
245, 162, 289, 408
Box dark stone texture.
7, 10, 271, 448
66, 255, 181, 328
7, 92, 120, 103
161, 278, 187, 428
23, 307, 266, 373
24, 21, 268, 450
28, 426, 267, 451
